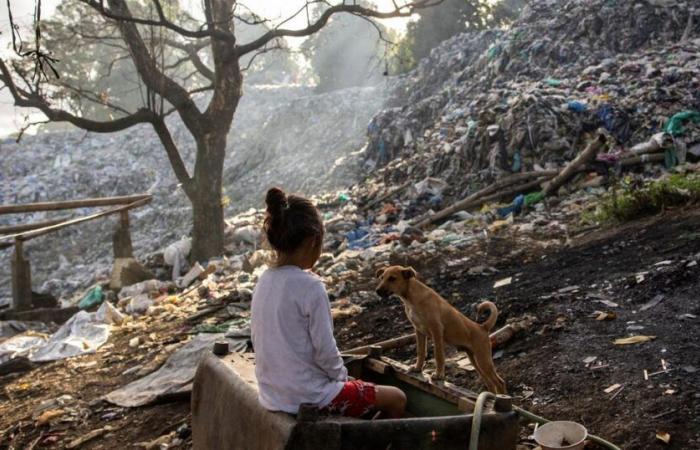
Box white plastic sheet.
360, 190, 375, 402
29, 301, 119, 362
0, 334, 48, 364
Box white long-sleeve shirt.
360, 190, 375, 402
251, 265, 347, 414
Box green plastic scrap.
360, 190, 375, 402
338, 193, 350, 202
544, 78, 562, 87
524, 191, 545, 206
664, 111, 700, 137
78, 285, 104, 310
487, 45, 502, 61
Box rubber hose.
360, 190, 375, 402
469, 391, 496, 450
513, 405, 622, 450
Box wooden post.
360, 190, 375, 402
112, 210, 133, 258
11, 239, 32, 311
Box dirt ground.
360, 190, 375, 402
336, 207, 700, 450
1, 207, 699, 449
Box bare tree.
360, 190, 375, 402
0, 0, 440, 261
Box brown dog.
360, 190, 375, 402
375, 265, 506, 394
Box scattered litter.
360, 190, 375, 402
655, 430, 671, 445
594, 311, 616, 321
603, 383, 622, 394
640, 295, 665, 311
493, 277, 512, 289
613, 335, 656, 345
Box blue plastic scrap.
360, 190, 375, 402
567, 101, 588, 113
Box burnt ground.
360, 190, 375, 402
0, 312, 193, 449
335, 207, 700, 450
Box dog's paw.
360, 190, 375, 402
408, 365, 423, 373
431, 373, 445, 382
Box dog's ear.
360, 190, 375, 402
375, 267, 386, 279
401, 267, 417, 279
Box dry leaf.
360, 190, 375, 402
613, 335, 656, 345
36, 409, 64, 426
596, 311, 617, 321
656, 430, 671, 444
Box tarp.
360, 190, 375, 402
28, 302, 122, 363
0, 333, 48, 364
30, 311, 110, 362
105, 331, 249, 407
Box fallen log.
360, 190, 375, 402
414, 173, 554, 228
543, 133, 606, 196
618, 153, 665, 167
343, 334, 415, 355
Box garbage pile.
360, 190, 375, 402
0, 84, 385, 307
366, 0, 700, 195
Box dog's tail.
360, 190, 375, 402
477, 301, 498, 332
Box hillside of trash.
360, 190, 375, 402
1, 0, 700, 449
0, 84, 384, 307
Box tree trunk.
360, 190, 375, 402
190, 130, 228, 262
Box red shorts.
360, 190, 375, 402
323, 380, 377, 418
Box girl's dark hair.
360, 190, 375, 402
264, 187, 324, 254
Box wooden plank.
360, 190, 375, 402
0, 197, 151, 244
365, 355, 479, 409
0, 194, 151, 215
0, 218, 69, 235
11, 240, 32, 311
343, 334, 415, 355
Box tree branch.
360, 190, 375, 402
78, 0, 235, 42
236, 0, 443, 56
163, 38, 215, 82
97, 0, 204, 135
0, 58, 156, 133
150, 117, 193, 192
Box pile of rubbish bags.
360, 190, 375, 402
366, 0, 700, 194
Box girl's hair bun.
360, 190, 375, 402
265, 187, 287, 217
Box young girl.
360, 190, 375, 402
251, 187, 406, 418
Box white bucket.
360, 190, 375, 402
533, 421, 588, 450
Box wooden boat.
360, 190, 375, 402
192, 347, 518, 450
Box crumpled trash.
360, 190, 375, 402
413, 177, 448, 197
94, 301, 126, 325
664, 111, 700, 137
232, 225, 261, 246
122, 294, 153, 316
163, 237, 192, 281
78, 285, 104, 310
30, 308, 113, 362
0, 333, 48, 364
118, 279, 169, 300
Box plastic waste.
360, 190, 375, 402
663, 110, 700, 137
78, 285, 104, 310
163, 237, 192, 281
118, 280, 168, 300
124, 294, 153, 316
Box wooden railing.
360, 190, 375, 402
0, 194, 152, 311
